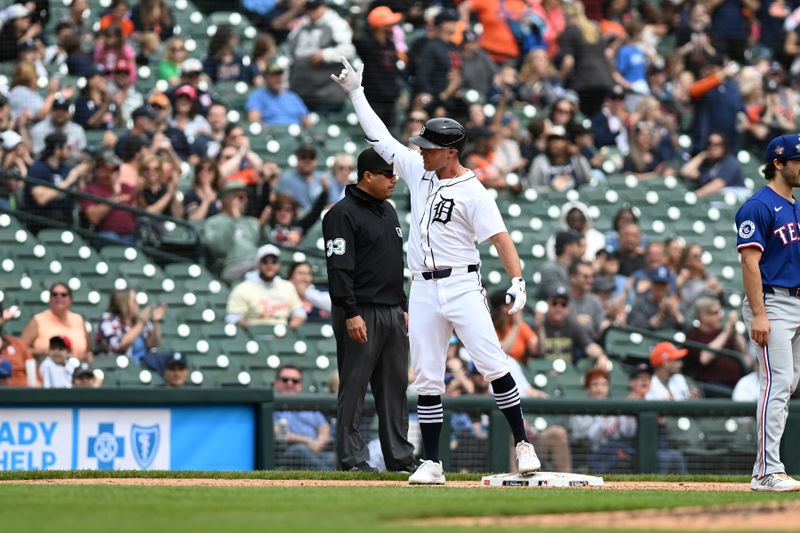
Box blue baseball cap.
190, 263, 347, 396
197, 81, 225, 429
765, 134, 800, 162
0, 357, 12, 379
648, 265, 672, 284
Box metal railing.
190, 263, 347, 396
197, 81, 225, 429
1, 171, 203, 264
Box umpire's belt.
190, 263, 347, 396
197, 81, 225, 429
764, 285, 800, 298
419, 264, 479, 280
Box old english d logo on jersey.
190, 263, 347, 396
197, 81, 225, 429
432, 196, 455, 224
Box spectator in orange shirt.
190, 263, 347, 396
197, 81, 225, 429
0, 306, 35, 387
490, 290, 538, 364
458, 0, 545, 65
20, 282, 92, 360
99, 0, 134, 38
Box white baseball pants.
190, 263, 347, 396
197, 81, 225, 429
409, 270, 509, 395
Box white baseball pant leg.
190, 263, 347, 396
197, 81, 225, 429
410, 272, 509, 395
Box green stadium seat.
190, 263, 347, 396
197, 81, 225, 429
164, 263, 215, 283
101, 245, 151, 269
113, 366, 157, 387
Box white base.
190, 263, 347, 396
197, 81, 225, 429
480, 471, 604, 488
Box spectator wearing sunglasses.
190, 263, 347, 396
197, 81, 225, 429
268, 188, 328, 247
273, 365, 335, 470
532, 285, 608, 367
276, 143, 336, 210
157, 36, 186, 85
225, 244, 306, 330
20, 281, 92, 360
680, 131, 746, 199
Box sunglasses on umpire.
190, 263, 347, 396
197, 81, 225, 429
371, 171, 396, 179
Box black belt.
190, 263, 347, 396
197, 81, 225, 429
764, 285, 800, 298
421, 264, 479, 280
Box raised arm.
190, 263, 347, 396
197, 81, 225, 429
330, 58, 422, 181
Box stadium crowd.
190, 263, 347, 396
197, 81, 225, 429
0, 0, 789, 470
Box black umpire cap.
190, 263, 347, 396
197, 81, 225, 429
357, 148, 393, 181
409, 117, 467, 154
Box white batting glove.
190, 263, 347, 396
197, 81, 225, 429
329, 57, 364, 95
506, 277, 527, 315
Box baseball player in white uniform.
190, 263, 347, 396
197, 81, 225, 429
332, 58, 540, 485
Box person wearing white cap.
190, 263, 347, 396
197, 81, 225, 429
169, 58, 213, 114
225, 243, 306, 330
0, 129, 31, 208
0, 3, 35, 63
0, 131, 20, 207
526, 124, 593, 192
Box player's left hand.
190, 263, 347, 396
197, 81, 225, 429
505, 277, 526, 315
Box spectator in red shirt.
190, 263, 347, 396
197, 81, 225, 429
80, 150, 137, 244
684, 296, 749, 396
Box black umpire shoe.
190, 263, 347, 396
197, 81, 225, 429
347, 462, 378, 473
393, 458, 424, 474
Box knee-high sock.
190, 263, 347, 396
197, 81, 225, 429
417, 395, 443, 462
492, 373, 528, 444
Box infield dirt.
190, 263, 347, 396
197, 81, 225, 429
4, 478, 750, 491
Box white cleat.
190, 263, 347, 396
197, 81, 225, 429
408, 460, 446, 485
750, 473, 800, 492
516, 441, 541, 475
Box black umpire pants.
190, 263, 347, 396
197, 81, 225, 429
333, 303, 415, 470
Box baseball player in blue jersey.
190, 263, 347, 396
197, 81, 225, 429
737, 134, 800, 492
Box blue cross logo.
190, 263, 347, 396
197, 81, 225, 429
87, 423, 125, 470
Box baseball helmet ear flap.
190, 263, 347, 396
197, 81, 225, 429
409, 117, 467, 154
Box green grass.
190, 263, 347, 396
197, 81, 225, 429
0, 476, 793, 532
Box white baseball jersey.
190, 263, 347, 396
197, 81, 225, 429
350, 93, 507, 272
349, 89, 513, 395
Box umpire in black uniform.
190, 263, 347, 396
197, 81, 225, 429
323, 147, 416, 472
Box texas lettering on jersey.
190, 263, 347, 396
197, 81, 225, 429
773, 222, 800, 246
736, 186, 800, 288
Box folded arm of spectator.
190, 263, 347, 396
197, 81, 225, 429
694, 177, 726, 198
680, 150, 706, 180
31, 161, 89, 206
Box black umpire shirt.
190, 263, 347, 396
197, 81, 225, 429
322, 184, 407, 319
